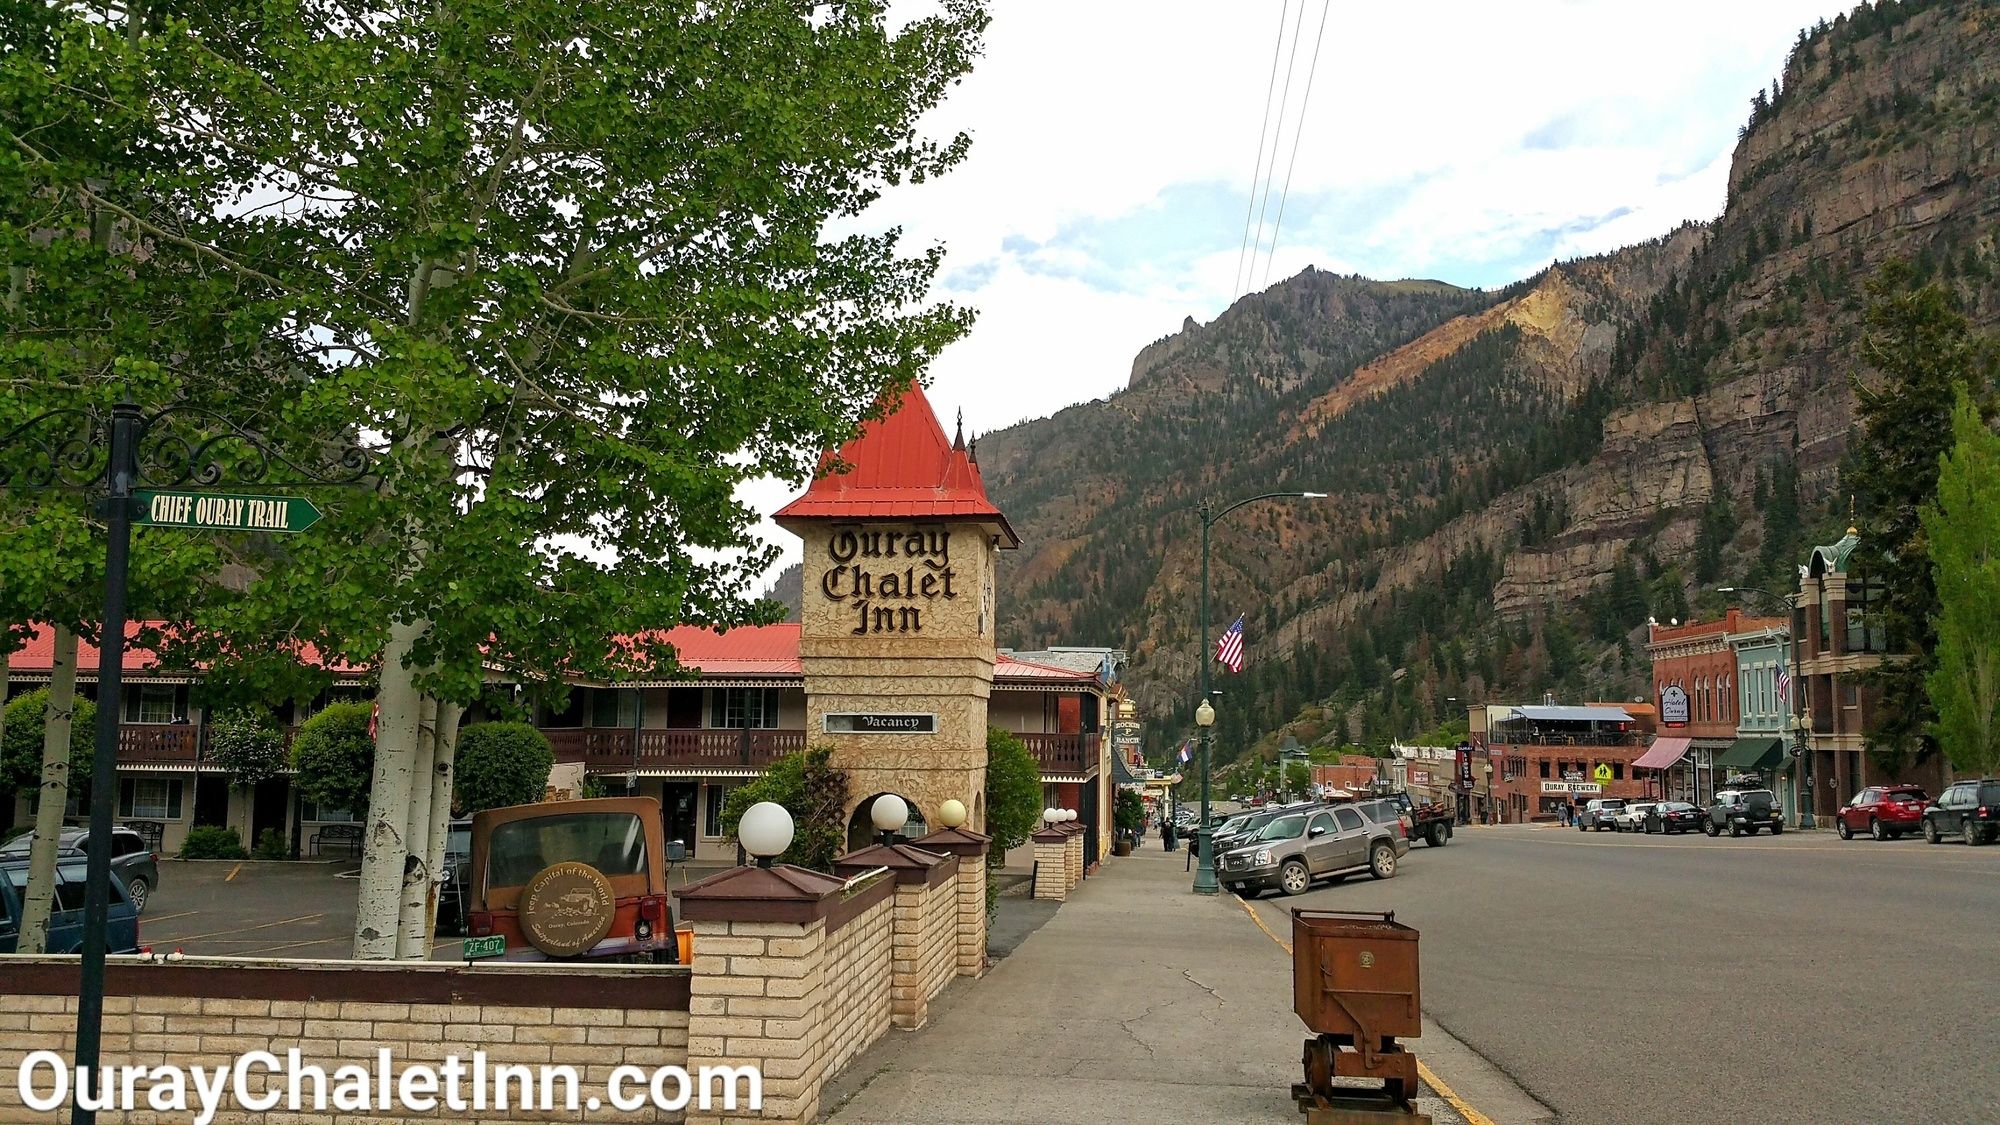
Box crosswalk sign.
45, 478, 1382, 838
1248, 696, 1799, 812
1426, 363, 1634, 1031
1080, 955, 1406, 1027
1594, 763, 1613, 783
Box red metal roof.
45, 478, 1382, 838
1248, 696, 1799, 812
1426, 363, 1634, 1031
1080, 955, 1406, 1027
992, 655, 1096, 682
775, 381, 1018, 546
6, 622, 362, 677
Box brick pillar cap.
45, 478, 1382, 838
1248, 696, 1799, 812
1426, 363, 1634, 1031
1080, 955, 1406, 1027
833, 843, 956, 888
676, 862, 847, 924
910, 825, 991, 858
1031, 827, 1067, 843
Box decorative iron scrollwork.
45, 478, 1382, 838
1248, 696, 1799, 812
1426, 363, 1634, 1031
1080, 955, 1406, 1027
0, 401, 373, 492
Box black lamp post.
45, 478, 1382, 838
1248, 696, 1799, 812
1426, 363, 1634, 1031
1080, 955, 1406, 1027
1192, 490, 1327, 895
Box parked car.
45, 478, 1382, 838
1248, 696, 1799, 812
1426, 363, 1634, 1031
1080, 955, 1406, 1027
1920, 778, 2000, 846
1611, 802, 1657, 832
1351, 798, 1417, 844
1217, 804, 1408, 897
1836, 785, 1930, 841
1641, 801, 1703, 834
0, 858, 143, 954
466, 796, 680, 962
1576, 798, 1627, 831
434, 818, 474, 935
1704, 789, 1784, 836
0, 826, 159, 913
1211, 802, 1320, 857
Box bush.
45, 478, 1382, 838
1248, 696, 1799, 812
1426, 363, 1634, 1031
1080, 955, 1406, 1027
180, 826, 247, 860
1114, 788, 1145, 833
452, 722, 556, 814
206, 708, 288, 787
720, 745, 848, 872
1, 688, 97, 792
290, 701, 376, 818
984, 727, 1041, 855
253, 828, 291, 861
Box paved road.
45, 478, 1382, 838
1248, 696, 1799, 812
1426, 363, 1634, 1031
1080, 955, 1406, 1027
1241, 823, 2000, 1124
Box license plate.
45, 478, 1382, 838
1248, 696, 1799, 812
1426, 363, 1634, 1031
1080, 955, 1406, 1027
462, 935, 506, 960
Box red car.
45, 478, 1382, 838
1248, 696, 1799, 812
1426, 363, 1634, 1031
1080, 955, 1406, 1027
1836, 785, 1929, 841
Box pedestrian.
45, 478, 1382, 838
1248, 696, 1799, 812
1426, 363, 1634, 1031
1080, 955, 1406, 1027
1163, 820, 1177, 851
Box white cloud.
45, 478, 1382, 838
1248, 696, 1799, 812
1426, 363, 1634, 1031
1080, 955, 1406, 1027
744, 0, 1856, 574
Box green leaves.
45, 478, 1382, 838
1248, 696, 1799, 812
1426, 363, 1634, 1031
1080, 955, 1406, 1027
983, 727, 1040, 855
290, 701, 376, 816
450, 722, 555, 815
1922, 390, 2000, 778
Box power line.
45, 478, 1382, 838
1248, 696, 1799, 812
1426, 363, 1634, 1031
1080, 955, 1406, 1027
1260, 0, 1332, 291
1246, 0, 1310, 298
1233, 0, 1293, 300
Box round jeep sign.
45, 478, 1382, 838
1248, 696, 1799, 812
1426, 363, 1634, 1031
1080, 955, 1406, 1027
519, 861, 616, 957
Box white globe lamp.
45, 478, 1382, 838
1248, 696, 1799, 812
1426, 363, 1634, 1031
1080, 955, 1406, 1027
938, 799, 967, 829
871, 794, 910, 845
739, 802, 794, 868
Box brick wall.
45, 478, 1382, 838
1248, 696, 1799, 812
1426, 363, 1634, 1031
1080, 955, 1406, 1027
819, 893, 891, 1079
0, 959, 690, 1125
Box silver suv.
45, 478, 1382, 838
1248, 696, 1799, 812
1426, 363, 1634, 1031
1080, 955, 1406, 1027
1576, 798, 1626, 832
1218, 804, 1409, 898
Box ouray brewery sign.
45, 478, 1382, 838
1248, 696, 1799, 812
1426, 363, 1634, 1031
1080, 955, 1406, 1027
820, 525, 960, 635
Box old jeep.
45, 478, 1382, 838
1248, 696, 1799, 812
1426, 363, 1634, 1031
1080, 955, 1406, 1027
465, 796, 679, 961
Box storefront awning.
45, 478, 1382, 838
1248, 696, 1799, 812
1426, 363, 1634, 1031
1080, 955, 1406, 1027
1508, 705, 1634, 723
1716, 737, 1784, 770
1633, 736, 1692, 770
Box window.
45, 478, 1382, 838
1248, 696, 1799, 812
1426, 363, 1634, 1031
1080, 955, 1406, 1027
1842, 682, 1860, 707
117, 778, 182, 820
487, 812, 647, 888
1612, 764, 1625, 781
590, 689, 622, 729
301, 799, 354, 823
54, 869, 91, 912
1306, 813, 1334, 836
1847, 576, 1888, 654
1332, 807, 1364, 832
702, 783, 733, 838
124, 684, 181, 725
1538, 760, 1551, 779
710, 688, 778, 729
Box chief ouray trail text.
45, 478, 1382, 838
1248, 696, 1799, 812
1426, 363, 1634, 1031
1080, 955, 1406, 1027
820, 526, 957, 635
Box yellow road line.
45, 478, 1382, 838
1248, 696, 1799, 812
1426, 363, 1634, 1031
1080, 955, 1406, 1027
1416, 1058, 1498, 1125
225, 863, 242, 882
1231, 897, 1497, 1125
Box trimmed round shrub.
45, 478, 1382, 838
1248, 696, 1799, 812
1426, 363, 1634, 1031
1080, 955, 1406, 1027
451, 722, 556, 815
290, 701, 376, 818
179, 826, 247, 860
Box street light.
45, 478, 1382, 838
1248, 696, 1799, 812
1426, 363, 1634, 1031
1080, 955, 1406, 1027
1717, 586, 1815, 828
739, 802, 795, 868
1190, 487, 1329, 896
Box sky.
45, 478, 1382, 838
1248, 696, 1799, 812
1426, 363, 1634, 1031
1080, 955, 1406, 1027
739, 0, 1858, 575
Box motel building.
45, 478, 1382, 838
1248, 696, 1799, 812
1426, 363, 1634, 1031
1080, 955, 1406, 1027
4, 381, 1115, 866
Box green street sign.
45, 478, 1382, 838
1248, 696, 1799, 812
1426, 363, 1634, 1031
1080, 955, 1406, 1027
134, 490, 322, 534
462, 935, 506, 960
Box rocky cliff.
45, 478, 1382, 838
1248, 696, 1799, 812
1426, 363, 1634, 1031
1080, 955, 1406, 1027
977, 0, 2000, 760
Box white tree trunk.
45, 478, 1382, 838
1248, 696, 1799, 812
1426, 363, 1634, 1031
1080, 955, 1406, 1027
19, 624, 79, 954
394, 694, 439, 958
353, 620, 424, 959
406, 701, 462, 958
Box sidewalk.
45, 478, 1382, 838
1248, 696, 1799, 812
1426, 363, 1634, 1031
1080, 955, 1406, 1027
818, 844, 1465, 1124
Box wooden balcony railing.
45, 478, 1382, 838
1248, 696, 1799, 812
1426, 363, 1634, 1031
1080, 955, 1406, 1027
541, 727, 809, 771
1018, 732, 1099, 775
117, 725, 201, 764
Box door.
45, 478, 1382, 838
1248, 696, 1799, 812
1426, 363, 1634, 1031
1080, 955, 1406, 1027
1080, 775, 1100, 870
661, 782, 698, 857
1331, 807, 1367, 869
193, 775, 231, 827
250, 778, 290, 847
0, 879, 17, 952
1302, 812, 1339, 873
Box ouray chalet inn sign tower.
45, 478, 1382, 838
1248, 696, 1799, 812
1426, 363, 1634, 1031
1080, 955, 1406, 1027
775, 381, 1017, 835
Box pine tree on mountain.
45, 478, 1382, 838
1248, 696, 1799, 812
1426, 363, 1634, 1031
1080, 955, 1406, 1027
1845, 262, 1999, 766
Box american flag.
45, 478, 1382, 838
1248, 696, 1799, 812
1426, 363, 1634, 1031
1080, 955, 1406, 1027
1776, 666, 1791, 705
1214, 614, 1246, 673
1177, 741, 1193, 765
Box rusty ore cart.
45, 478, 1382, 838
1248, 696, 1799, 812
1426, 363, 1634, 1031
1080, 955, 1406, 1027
1291, 909, 1430, 1123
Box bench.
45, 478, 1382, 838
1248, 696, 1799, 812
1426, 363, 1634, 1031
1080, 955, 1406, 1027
309, 822, 363, 857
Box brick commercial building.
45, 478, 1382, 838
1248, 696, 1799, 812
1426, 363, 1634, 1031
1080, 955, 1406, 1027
1471, 702, 1658, 822
1792, 527, 1945, 819
1644, 609, 1785, 804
